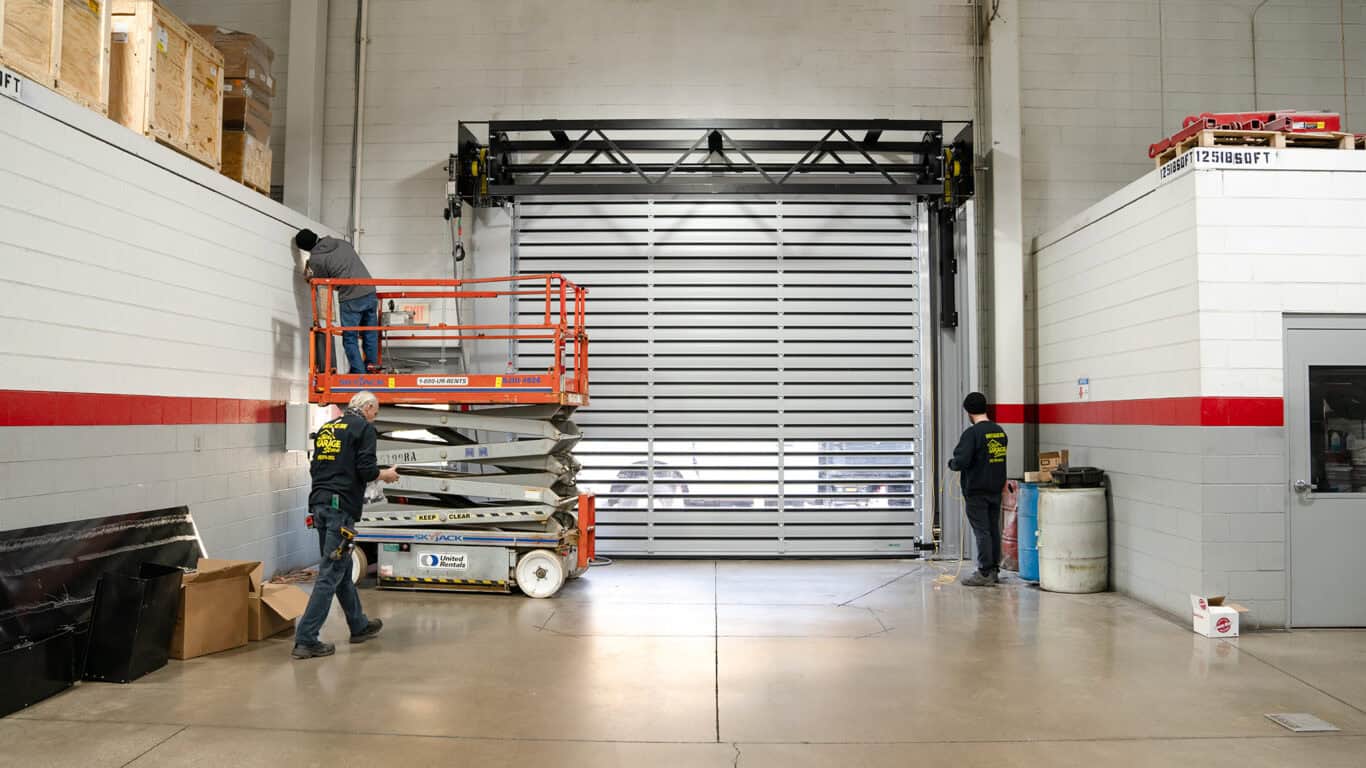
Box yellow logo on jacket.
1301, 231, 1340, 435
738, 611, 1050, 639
986, 432, 1007, 464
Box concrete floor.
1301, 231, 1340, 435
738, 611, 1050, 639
3, 561, 1365, 767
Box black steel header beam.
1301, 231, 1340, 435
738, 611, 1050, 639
488, 183, 946, 197
497, 140, 933, 153
453, 118, 972, 203
488, 118, 949, 132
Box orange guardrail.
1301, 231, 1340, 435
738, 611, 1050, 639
308, 274, 588, 406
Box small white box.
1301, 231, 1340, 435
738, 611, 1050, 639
1191, 594, 1248, 638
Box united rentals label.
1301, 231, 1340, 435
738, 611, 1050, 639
1159, 147, 1278, 184
418, 552, 468, 570
416, 376, 469, 387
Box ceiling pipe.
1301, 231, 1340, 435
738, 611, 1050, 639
348, 0, 370, 249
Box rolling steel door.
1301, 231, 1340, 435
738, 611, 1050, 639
515, 198, 925, 556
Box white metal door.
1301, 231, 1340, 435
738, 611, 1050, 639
515, 198, 925, 556
1286, 318, 1366, 627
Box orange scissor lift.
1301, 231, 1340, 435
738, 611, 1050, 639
309, 274, 595, 598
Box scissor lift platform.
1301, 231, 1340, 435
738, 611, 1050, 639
308, 275, 594, 598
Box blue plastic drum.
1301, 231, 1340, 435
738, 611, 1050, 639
1018, 482, 1040, 582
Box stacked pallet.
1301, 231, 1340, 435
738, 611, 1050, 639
0, 0, 113, 114
1153, 128, 1357, 167
109, 0, 223, 169
192, 24, 272, 194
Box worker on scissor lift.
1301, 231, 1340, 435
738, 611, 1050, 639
293, 391, 400, 660
949, 392, 1009, 587
296, 228, 380, 375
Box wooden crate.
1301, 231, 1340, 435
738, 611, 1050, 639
0, 0, 113, 114
221, 130, 269, 194
109, 0, 222, 170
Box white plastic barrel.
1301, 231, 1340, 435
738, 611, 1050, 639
1038, 487, 1108, 594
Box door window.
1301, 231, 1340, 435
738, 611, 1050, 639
1308, 366, 1366, 493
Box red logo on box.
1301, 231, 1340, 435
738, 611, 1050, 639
1215, 617, 1232, 634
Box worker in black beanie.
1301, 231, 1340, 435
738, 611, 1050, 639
297, 229, 379, 375
948, 391, 1009, 586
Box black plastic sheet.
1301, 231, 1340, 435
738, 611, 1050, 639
0, 507, 201, 652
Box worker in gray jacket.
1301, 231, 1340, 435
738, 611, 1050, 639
297, 229, 378, 375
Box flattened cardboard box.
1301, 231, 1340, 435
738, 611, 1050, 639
191, 25, 274, 95
170, 558, 257, 659
245, 563, 309, 640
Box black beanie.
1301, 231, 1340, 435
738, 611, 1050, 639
963, 392, 988, 415
295, 228, 319, 251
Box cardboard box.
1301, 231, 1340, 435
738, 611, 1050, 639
219, 77, 267, 108
169, 558, 257, 659
222, 91, 271, 142
221, 130, 271, 193
1036, 450, 1070, 482
245, 563, 309, 640
1023, 471, 1046, 483
191, 25, 273, 95
1191, 594, 1249, 638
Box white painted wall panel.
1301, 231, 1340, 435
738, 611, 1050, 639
0, 91, 318, 400
0, 77, 330, 577
1034, 173, 1200, 404
1197, 165, 1366, 398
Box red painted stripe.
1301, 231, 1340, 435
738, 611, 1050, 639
991, 404, 1037, 424
992, 397, 1283, 427
0, 390, 286, 427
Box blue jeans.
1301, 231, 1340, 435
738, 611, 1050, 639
294, 506, 370, 646
338, 295, 379, 374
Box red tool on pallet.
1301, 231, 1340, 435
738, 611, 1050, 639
1148, 110, 1342, 159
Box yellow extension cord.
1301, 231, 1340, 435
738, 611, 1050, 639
931, 470, 968, 586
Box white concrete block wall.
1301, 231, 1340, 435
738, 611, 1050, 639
162, 0, 292, 188
0, 424, 311, 567
1035, 173, 1201, 405
1034, 169, 1204, 620
1033, 153, 1366, 627
318, 0, 977, 278
1040, 424, 1205, 618
0, 77, 328, 576
1020, 0, 1366, 239
1197, 164, 1366, 398
1192, 161, 1366, 626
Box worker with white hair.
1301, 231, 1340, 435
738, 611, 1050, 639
293, 391, 400, 659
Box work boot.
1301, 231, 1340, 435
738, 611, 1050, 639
291, 641, 336, 660
350, 618, 384, 644
960, 572, 994, 587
